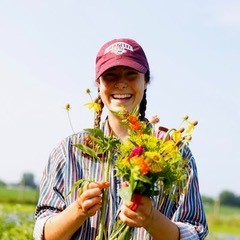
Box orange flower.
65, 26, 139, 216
129, 115, 142, 131
139, 158, 149, 175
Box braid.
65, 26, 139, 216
139, 71, 150, 121
139, 89, 147, 121
94, 94, 104, 128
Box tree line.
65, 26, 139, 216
203, 191, 240, 208
1, 172, 240, 208
0, 172, 37, 189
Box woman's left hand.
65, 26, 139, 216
118, 194, 154, 229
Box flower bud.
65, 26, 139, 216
192, 121, 198, 126
65, 104, 71, 111
178, 127, 185, 133
150, 115, 160, 124
185, 135, 192, 141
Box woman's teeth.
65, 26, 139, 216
112, 94, 132, 99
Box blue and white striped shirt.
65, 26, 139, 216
34, 126, 208, 239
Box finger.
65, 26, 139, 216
84, 181, 109, 191
80, 187, 103, 201
86, 202, 102, 216
118, 209, 137, 227
120, 204, 137, 219
119, 207, 146, 228
81, 196, 102, 213
95, 181, 110, 189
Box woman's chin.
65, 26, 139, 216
110, 105, 134, 113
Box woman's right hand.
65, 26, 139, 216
76, 181, 110, 217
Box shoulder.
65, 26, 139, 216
49, 131, 87, 159
65, 131, 87, 146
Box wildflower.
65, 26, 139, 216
65, 103, 75, 133
65, 103, 71, 111
139, 158, 149, 175
128, 146, 143, 159
129, 115, 142, 131
186, 121, 198, 134
84, 89, 101, 113
84, 101, 101, 113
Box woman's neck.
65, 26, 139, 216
107, 112, 128, 142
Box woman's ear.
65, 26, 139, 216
144, 81, 147, 90
96, 78, 100, 86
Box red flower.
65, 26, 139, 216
128, 146, 143, 159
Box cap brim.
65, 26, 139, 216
96, 58, 148, 80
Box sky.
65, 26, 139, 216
0, 0, 239, 199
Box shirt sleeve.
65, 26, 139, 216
33, 139, 67, 239
176, 222, 201, 239
33, 215, 54, 240
172, 146, 209, 239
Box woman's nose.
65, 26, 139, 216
114, 79, 127, 89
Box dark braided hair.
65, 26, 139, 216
139, 70, 150, 121
94, 70, 150, 127
139, 89, 147, 121
94, 93, 104, 129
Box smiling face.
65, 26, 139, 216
97, 66, 147, 114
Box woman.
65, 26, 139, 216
34, 38, 208, 239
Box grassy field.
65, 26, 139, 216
1, 186, 240, 239
0, 186, 38, 204
0, 203, 35, 240
0, 187, 37, 239
205, 202, 240, 237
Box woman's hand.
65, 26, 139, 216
76, 181, 110, 218
118, 194, 154, 230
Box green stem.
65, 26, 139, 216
109, 221, 132, 240
67, 111, 75, 133
96, 149, 112, 240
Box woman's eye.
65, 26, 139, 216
126, 71, 138, 77
103, 73, 117, 80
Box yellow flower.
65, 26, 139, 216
84, 102, 101, 113
172, 130, 182, 143
186, 121, 198, 134
145, 151, 160, 162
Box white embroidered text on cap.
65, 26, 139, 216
104, 42, 134, 55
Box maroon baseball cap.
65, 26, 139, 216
95, 38, 149, 79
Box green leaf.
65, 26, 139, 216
119, 186, 132, 202
65, 179, 93, 197
84, 128, 104, 140
74, 144, 99, 159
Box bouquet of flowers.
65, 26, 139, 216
65, 90, 198, 240
108, 108, 197, 239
